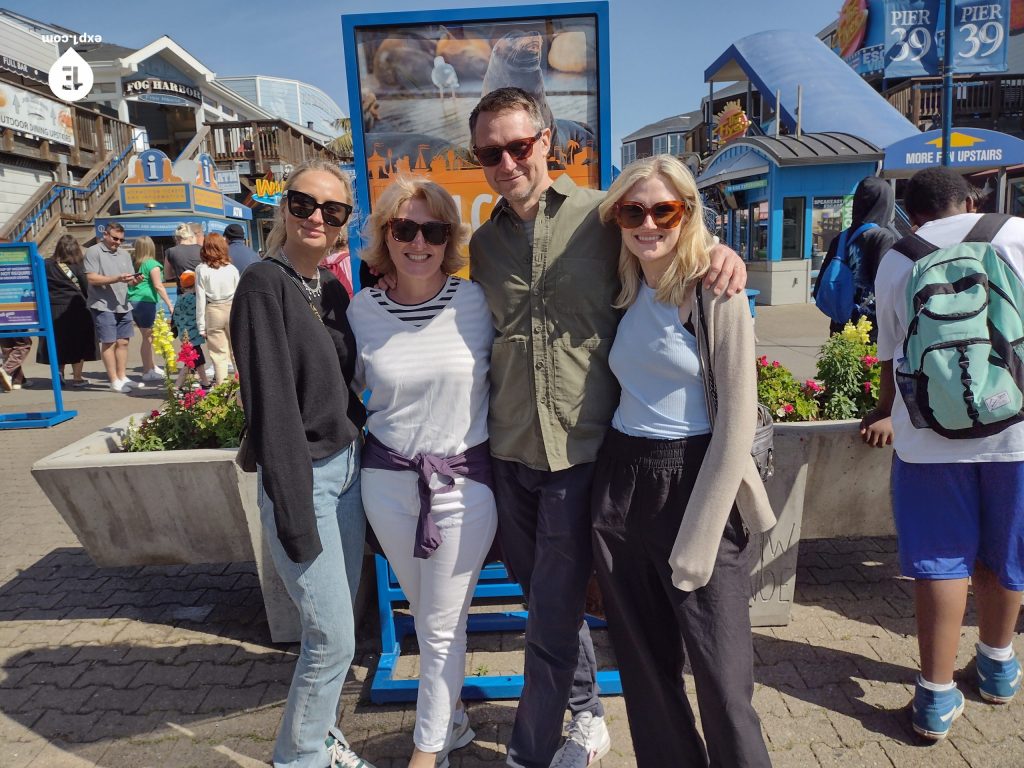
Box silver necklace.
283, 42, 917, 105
278, 250, 322, 298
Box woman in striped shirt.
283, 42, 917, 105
347, 177, 496, 768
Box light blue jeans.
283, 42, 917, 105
258, 443, 365, 768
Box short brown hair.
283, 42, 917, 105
362, 176, 468, 278
469, 87, 546, 142
200, 232, 231, 268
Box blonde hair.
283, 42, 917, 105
362, 176, 469, 277
264, 159, 353, 259
598, 155, 713, 308
132, 236, 155, 272
173, 223, 195, 244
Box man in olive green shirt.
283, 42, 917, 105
468, 88, 746, 768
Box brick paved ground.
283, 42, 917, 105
2, 307, 1023, 767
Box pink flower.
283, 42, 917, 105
177, 340, 199, 370
772, 360, 780, 368
757, 355, 769, 366
862, 355, 879, 366
863, 381, 873, 393
783, 403, 794, 414
195, 388, 207, 398
150, 409, 160, 418
804, 379, 823, 393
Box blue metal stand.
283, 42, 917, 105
370, 554, 622, 703
0, 243, 76, 429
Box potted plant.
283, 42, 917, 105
32, 314, 306, 639
750, 318, 895, 626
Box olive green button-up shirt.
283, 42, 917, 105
470, 174, 622, 471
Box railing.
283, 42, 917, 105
174, 124, 211, 163
883, 75, 1024, 127
0, 101, 134, 169
0, 142, 136, 246
204, 120, 341, 174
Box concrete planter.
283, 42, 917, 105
749, 418, 894, 626
31, 415, 314, 643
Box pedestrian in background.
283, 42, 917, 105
196, 232, 239, 386
171, 271, 212, 390
0, 337, 31, 391
224, 222, 260, 273
37, 234, 97, 387
164, 223, 202, 290
128, 235, 174, 382
84, 222, 144, 393
321, 229, 353, 298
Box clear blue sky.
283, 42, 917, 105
8, 0, 839, 153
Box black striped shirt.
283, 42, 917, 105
368, 275, 460, 328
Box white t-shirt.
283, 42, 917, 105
875, 212, 1024, 463
346, 277, 494, 459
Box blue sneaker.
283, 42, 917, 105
976, 648, 1023, 704
911, 682, 964, 740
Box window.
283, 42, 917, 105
811, 196, 849, 267
751, 201, 769, 260
621, 142, 636, 166
653, 133, 685, 156
782, 197, 806, 260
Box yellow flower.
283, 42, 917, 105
152, 310, 178, 374
855, 316, 873, 344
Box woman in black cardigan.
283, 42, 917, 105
37, 235, 98, 385
229, 159, 373, 768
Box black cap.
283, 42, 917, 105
224, 223, 246, 241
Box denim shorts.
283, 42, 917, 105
91, 308, 134, 344
892, 456, 1024, 590
131, 301, 157, 329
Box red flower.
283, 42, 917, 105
177, 340, 199, 370
783, 403, 795, 414
861, 355, 879, 366
150, 409, 160, 418
195, 388, 207, 398
863, 381, 873, 393
804, 379, 823, 394
772, 360, 780, 368
757, 355, 769, 367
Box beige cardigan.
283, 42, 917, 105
668, 287, 777, 592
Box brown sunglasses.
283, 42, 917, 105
614, 200, 688, 230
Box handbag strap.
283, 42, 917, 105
58, 261, 82, 291
694, 282, 719, 428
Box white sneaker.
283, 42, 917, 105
436, 707, 475, 768
110, 379, 131, 393
142, 367, 165, 382
205, 364, 215, 378
549, 712, 610, 768
121, 378, 145, 389
326, 736, 376, 768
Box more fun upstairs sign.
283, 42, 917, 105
883, 127, 1024, 171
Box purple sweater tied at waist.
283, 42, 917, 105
361, 432, 493, 559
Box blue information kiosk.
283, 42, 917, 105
0, 242, 76, 429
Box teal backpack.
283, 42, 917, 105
894, 214, 1024, 439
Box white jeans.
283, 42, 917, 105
362, 467, 497, 751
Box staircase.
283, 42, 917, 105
0, 110, 137, 255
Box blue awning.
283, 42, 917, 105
697, 148, 770, 189
705, 30, 919, 150
224, 200, 253, 220
95, 213, 245, 240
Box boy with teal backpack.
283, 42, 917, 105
862, 167, 1024, 741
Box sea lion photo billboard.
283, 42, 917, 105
342, 2, 611, 239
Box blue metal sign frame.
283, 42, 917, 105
341, 2, 612, 289
0, 242, 76, 429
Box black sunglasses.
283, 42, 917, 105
472, 131, 544, 167
286, 190, 353, 227
389, 218, 451, 246
107, 234, 125, 243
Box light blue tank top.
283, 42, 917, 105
609, 283, 712, 439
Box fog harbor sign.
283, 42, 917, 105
122, 78, 201, 107
883, 127, 1024, 172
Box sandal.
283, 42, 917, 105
71, 379, 88, 388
